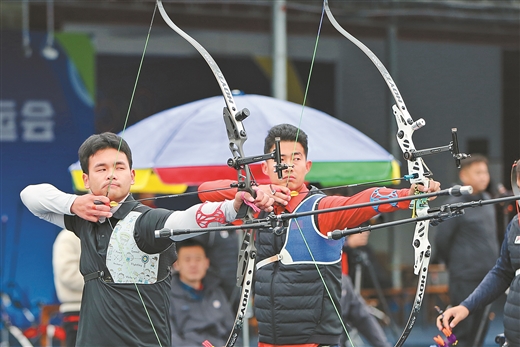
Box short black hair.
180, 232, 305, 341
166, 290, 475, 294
78, 132, 133, 174
176, 239, 208, 257
264, 124, 309, 157
460, 154, 487, 170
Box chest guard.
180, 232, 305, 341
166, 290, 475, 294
280, 194, 344, 265
106, 211, 160, 284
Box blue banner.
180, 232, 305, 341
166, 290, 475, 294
0, 30, 94, 326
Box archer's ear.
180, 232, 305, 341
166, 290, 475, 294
261, 161, 269, 175
82, 172, 90, 190
130, 169, 135, 185
306, 160, 312, 173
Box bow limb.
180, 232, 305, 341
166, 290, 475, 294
156, 0, 254, 218
156, 1, 236, 114
324, 1, 432, 346
156, 2, 256, 346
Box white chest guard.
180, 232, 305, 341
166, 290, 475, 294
106, 211, 160, 284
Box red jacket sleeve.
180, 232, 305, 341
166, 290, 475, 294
317, 187, 410, 236
198, 180, 237, 202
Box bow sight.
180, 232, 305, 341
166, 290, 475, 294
400, 127, 470, 169
226, 136, 289, 180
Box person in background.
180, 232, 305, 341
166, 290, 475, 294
52, 229, 82, 347
434, 154, 500, 346
169, 239, 234, 347
437, 158, 520, 346
193, 231, 241, 311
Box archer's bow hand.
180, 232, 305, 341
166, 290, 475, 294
256, 184, 291, 207
233, 189, 275, 213
72, 194, 113, 222
409, 179, 442, 200
436, 305, 469, 331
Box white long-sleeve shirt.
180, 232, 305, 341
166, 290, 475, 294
20, 183, 239, 241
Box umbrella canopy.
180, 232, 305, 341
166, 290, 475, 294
70, 94, 399, 192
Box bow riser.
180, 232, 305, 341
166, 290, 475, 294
393, 105, 432, 277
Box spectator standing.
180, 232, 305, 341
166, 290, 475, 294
437, 158, 520, 346
434, 154, 499, 346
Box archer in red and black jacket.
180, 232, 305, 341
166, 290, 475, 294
199, 124, 441, 347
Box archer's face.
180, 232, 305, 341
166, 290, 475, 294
82, 148, 135, 202
261, 141, 312, 192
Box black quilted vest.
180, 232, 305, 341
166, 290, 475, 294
504, 215, 520, 345
253, 189, 342, 345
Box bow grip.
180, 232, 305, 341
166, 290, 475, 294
236, 186, 256, 220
